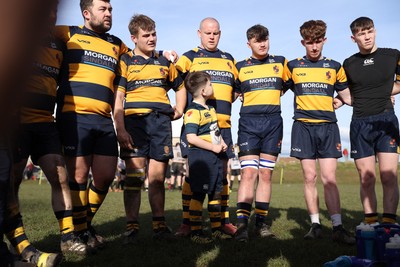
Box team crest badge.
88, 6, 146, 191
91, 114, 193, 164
326, 71, 332, 81
112, 46, 118, 57
164, 146, 170, 154
160, 68, 166, 76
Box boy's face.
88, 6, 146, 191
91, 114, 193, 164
301, 37, 326, 61
202, 79, 214, 98
247, 37, 269, 59
351, 27, 376, 53
132, 28, 157, 55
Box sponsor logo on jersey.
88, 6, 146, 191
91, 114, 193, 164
77, 39, 90, 44
296, 73, 306, 76
198, 61, 209, 65
83, 50, 118, 70
363, 58, 374, 66
323, 63, 330, 68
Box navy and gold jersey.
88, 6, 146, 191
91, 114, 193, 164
175, 47, 238, 129
235, 55, 288, 115
54, 26, 129, 122
20, 37, 64, 124
117, 51, 184, 116
284, 57, 348, 123
184, 102, 221, 147
343, 48, 400, 117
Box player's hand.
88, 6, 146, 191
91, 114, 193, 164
211, 144, 223, 154
116, 129, 134, 150
163, 50, 179, 63
171, 105, 183, 120
221, 141, 227, 152
333, 97, 344, 109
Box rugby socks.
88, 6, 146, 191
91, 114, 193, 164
236, 202, 252, 226
220, 178, 230, 225
152, 216, 167, 232
87, 182, 108, 227
255, 201, 269, 225
5, 213, 31, 255
310, 213, 320, 225
126, 221, 139, 232
364, 213, 379, 225
181, 179, 192, 226
330, 213, 342, 227
54, 210, 74, 235
69, 181, 88, 232
208, 196, 222, 231
382, 213, 397, 224
189, 192, 205, 235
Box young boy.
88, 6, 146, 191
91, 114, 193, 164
184, 71, 232, 244
114, 14, 186, 243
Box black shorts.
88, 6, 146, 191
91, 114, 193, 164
121, 112, 173, 161
350, 111, 400, 159
57, 117, 118, 157
238, 113, 283, 157
188, 148, 223, 194
17, 123, 62, 164
231, 169, 240, 176
290, 121, 342, 159
171, 162, 184, 176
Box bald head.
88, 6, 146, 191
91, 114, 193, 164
198, 17, 221, 51
199, 17, 220, 30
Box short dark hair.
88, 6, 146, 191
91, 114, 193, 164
80, 0, 110, 12
246, 24, 269, 42
184, 71, 211, 97
128, 14, 156, 36
300, 20, 326, 41
350, 17, 374, 35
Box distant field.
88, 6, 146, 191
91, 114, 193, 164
15, 162, 399, 267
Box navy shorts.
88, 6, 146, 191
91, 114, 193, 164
121, 112, 173, 161
179, 124, 189, 158
57, 117, 118, 157
350, 111, 400, 159
290, 121, 342, 159
237, 113, 283, 157
188, 148, 223, 194
17, 123, 62, 164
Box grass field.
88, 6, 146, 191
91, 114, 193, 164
14, 161, 398, 267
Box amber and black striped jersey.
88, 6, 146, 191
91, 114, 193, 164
184, 102, 221, 147
343, 48, 400, 117
235, 55, 288, 115
54, 26, 129, 123
117, 51, 184, 116
284, 56, 348, 123
175, 47, 238, 129
20, 37, 64, 124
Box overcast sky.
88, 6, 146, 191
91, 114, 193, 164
57, 0, 400, 157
